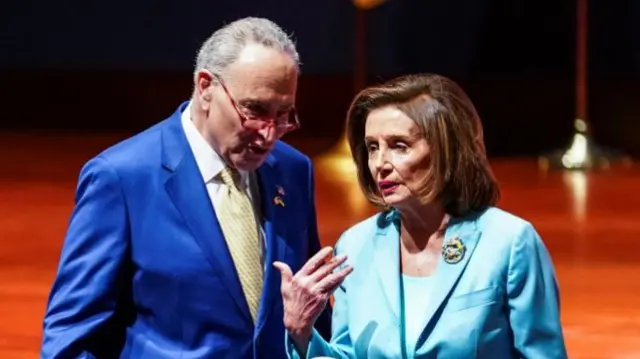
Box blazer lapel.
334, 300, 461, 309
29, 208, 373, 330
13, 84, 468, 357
161, 106, 252, 322
254, 154, 288, 332
417, 218, 482, 341
372, 211, 402, 321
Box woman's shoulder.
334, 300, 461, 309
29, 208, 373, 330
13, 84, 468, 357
333, 211, 393, 255
470, 206, 544, 247
475, 207, 533, 231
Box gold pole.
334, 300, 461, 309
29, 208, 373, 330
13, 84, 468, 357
316, 6, 367, 173
576, 0, 587, 124
315, 4, 375, 213
539, 0, 630, 171
319, 0, 386, 162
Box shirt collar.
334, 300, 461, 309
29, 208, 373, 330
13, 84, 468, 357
181, 101, 248, 184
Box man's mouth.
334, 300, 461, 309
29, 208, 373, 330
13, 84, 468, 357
247, 143, 268, 155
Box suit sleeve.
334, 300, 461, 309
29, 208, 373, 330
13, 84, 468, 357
285, 234, 356, 359
303, 159, 333, 341
507, 223, 568, 359
41, 156, 131, 359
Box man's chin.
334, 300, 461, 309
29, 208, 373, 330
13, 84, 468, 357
231, 153, 267, 171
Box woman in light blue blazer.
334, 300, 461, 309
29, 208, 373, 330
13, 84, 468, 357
274, 73, 568, 359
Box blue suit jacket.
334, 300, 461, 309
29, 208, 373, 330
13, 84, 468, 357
41, 102, 331, 359
287, 207, 568, 359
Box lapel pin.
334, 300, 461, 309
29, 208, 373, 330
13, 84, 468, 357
276, 185, 286, 196
273, 196, 285, 207
442, 236, 465, 264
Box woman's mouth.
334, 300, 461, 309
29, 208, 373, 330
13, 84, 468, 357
378, 181, 399, 195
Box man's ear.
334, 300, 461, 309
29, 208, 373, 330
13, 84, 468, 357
195, 70, 215, 106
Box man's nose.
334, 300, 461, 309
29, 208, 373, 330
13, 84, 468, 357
256, 123, 276, 141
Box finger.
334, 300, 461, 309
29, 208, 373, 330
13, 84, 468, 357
313, 265, 354, 293
309, 254, 347, 282
319, 266, 354, 295
298, 246, 334, 276
272, 261, 294, 283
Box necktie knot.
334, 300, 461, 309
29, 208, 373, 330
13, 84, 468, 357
219, 166, 241, 187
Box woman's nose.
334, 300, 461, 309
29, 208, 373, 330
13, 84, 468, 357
374, 150, 391, 170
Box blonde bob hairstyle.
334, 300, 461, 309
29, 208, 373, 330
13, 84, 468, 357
346, 73, 500, 217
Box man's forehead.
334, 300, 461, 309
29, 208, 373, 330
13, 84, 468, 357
225, 44, 297, 83
234, 42, 286, 65
224, 51, 297, 103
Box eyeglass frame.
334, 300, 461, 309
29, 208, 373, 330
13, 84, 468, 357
212, 73, 301, 136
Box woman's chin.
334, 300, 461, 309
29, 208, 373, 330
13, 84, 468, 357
382, 192, 409, 207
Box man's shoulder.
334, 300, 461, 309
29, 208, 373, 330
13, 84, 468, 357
85, 118, 171, 177
270, 140, 311, 167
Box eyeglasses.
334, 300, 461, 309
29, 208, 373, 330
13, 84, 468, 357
214, 74, 300, 136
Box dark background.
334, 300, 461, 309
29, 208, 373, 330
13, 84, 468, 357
1, 0, 638, 157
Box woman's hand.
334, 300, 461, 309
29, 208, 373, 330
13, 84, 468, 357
273, 247, 353, 348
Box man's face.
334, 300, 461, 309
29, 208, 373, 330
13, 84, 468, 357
195, 43, 298, 171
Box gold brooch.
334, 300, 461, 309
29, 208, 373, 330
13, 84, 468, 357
442, 237, 465, 264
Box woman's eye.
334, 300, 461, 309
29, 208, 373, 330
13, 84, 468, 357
394, 143, 408, 151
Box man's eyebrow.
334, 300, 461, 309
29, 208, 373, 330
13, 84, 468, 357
238, 99, 266, 107
238, 98, 294, 111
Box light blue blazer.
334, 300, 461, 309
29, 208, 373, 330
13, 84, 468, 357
287, 207, 568, 359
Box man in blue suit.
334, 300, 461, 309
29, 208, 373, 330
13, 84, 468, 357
41, 17, 331, 358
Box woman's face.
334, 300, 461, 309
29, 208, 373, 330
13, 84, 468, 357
365, 105, 431, 208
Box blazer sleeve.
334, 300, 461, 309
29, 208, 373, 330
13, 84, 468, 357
285, 235, 356, 359
507, 223, 568, 359
41, 156, 131, 359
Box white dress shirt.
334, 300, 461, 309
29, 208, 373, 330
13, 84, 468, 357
180, 102, 266, 266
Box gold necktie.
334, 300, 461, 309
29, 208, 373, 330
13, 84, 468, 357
216, 167, 263, 323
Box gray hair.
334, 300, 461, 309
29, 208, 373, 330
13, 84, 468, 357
194, 17, 300, 81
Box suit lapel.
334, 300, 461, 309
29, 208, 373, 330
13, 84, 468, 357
370, 208, 483, 351
372, 211, 402, 321
161, 105, 252, 322
254, 156, 288, 332
417, 218, 482, 341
